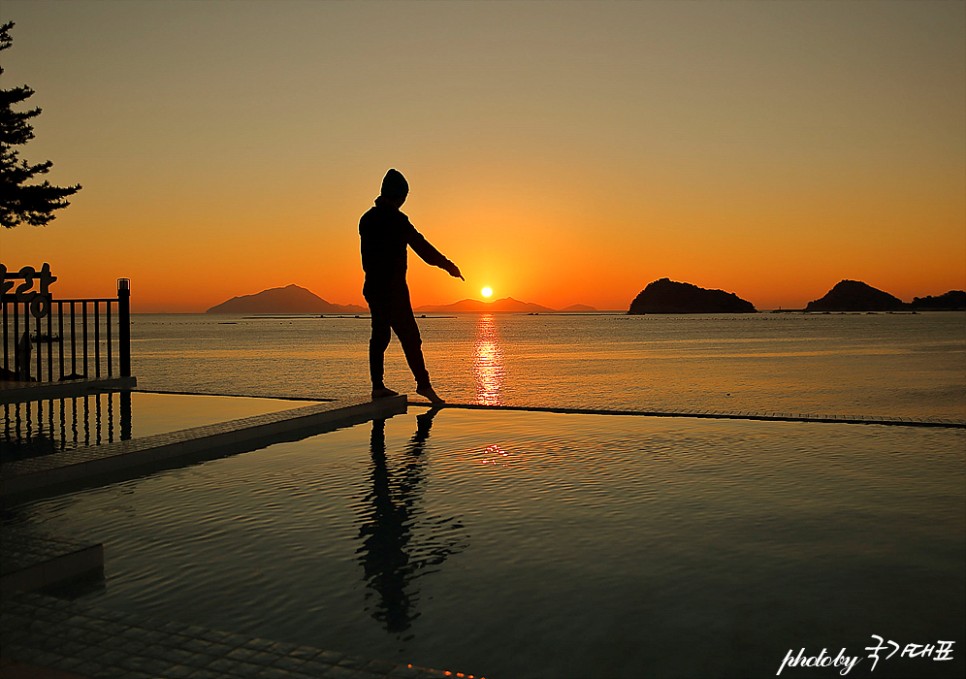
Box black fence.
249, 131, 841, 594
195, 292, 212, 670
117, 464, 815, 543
1, 265, 131, 384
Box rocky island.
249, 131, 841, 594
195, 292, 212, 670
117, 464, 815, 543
910, 290, 966, 311
628, 278, 756, 314
804, 280, 904, 312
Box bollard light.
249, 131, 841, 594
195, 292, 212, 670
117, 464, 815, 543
117, 278, 131, 293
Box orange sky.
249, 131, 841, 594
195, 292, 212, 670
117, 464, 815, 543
2, 1, 964, 312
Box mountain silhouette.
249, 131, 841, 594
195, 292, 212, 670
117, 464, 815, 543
910, 290, 966, 311
206, 284, 366, 314
805, 280, 903, 312
628, 278, 756, 314
415, 297, 556, 313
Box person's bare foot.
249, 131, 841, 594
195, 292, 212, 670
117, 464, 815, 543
372, 387, 399, 399
416, 385, 445, 404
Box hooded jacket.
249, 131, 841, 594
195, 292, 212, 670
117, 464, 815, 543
359, 196, 452, 298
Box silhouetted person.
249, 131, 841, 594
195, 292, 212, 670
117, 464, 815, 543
360, 169, 463, 403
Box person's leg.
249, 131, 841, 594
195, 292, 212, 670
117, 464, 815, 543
389, 301, 430, 389
367, 296, 395, 397
389, 295, 445, 404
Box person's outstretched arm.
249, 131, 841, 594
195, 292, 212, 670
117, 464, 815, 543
406, 223, 464, 279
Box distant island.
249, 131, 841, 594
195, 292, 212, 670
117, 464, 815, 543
628, 278, 756, 314
805, 280, 903, 312
206, 284, 366, 314
415, 297, 557, 314
910, 290, 966, 311
804, 280, 966, 312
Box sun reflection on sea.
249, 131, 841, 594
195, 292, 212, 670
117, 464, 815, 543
473, 314, 504, 406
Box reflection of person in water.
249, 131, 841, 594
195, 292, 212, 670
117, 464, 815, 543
356, 408, 466, 633
359, 169, 463, 404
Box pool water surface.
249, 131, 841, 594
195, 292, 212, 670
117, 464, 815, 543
3, 409, 964, 678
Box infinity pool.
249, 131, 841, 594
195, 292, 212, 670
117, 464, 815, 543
4, 409, 964, 678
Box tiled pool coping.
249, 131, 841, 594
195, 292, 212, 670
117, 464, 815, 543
1, 593, 468, 679
1, 532, 103, 597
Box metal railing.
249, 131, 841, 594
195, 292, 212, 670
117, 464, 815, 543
1, 267, 131, 384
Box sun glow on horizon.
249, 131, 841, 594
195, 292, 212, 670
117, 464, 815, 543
481, 286, 493, 299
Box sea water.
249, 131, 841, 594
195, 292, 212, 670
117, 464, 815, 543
131, 311, 966, 420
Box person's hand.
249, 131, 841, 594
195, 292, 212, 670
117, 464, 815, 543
446, 261, 464, 280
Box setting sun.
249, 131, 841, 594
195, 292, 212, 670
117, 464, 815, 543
481, 286, 493, 299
